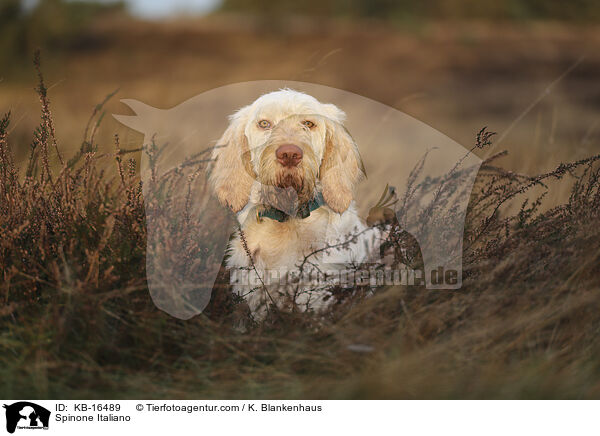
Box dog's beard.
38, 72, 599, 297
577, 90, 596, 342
275, 168, 304, 192
257, 157, 318, 216
259, 184, 299, 216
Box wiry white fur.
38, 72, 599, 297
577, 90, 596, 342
211, 89, 381, 319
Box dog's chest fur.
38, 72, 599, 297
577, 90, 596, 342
229, 207, 332, 269
225, 202, 379, 317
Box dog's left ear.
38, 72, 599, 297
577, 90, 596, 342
319, 110, 365, 214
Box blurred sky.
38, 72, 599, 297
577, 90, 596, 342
118, 0, 221, 18
23, 0, 223, 18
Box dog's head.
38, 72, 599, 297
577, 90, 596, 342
210, 89, 365, 214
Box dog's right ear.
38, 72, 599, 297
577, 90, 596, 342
209, 108, 255, 213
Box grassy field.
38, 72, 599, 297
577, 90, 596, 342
1, 16, 600, 399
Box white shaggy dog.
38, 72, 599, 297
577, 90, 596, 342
210, 89, 381, 318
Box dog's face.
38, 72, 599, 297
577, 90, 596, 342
210, 89, 365, 214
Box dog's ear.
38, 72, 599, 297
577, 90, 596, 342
209, 108, 255, 213
320, 115, 365, 214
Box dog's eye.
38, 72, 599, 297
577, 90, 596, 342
301, 120, 316, 129
257, 120, 271, 129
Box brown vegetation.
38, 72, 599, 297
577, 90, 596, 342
1, 52, 599, 399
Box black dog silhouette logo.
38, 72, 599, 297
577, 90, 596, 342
3, 402, 50, 434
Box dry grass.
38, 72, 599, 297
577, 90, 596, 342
1, 52, 600, 399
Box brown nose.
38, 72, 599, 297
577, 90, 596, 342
276, 144, 303, 167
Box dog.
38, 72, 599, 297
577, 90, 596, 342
210, 89, 382, 319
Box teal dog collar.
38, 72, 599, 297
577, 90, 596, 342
257, 192, 325, 222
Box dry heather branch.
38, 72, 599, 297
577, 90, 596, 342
0, 52, 146, 310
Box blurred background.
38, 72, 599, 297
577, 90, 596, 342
1, 0, 599, 193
